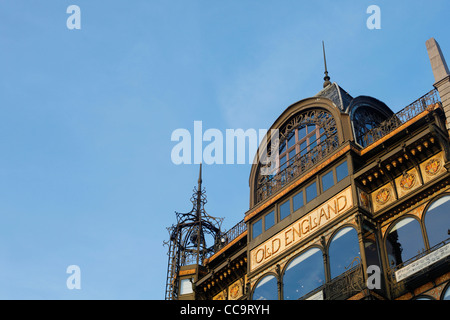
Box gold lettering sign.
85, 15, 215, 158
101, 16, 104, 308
250, 187, 353, 271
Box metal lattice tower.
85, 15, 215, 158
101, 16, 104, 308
164, 164, 223, 300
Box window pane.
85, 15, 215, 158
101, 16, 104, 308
298, 127, 306, 140
309, 139, 317, 151
322, 170, 334, 192
280, 155, 286, 171
289, 149, 296, 165
252, 219, 263, 239
283, 248, 325, 300
306, 182, 317, 203
287, 132, 296, 149
265, 211, 275, 231
179, 278, 193, 295
308, 124, 316, 133
280, 200, 291, 220
425, 195, 450, 247
252, 275, 278, 300
293, 191, 304, 211
300, 141, 307, 156
386, 217, 425, 268
443, 286, 450, 300
329, 227, 360, 279
336, 161, 349, 182
279, 141, 286, 154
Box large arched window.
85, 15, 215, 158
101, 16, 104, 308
329, 227, 361, 279
385, 217, 425, 268
424, 195, 450, 248
252, 275, 278, 300
283, 247, 325, 300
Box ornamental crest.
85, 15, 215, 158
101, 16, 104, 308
400, 173, 416, 190
376, 188, 391, 205
425, 158, 441, 176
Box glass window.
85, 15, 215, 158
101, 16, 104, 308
322, 170, 334, 192
252, 219, 263, 239
279, 141, 286, 154
280, 155, 286, 171
336, 161, 349, 182
252, 275, 278, 300
425, 195, 450, 247
329, 227, 360, 279
179, 278, 193, 295
287, 132, 296, 149
386, 217, 425, 268
264, 211, 275, 231
443, 285, 450, 300
283, 248, 325, 300
289, 149, 296, 165
364, 240, 381, 269
280, 200, 291, 221
306, 182, 317, 203
293, 191, 304, 212
298, 127, 306, 140
300, 141, 307, 156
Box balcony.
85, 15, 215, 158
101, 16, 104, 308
256, 133, 340, 204
358, 89, 441, 148
388, 238, 450, 299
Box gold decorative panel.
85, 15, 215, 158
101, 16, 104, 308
395, 167, 422, 198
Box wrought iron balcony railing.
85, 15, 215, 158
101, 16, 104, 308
387, 238, 450, 299
256, 133, 340, 204
358, 88, 441, 148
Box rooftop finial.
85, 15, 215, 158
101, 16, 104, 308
197, 163, 202, 191
322, 41, 331, 88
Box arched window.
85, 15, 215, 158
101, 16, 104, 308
385, 217, 425, 268
283, 247, 325, 300
442, 284, 450, 300
424, 195, 450, 248
329, 227, 360, 279
252, 275, 278, 300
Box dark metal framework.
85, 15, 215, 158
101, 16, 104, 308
256, 109, 338, 204
358, 89, 441, 147
164, 165, 223, 300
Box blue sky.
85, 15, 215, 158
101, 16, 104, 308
0, 0, 449, 299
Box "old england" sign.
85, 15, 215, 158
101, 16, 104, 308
250, 186, 353, 271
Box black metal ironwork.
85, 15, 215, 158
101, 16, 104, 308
358, 89, 441, 148
164, 165, 224, 300
387, 238, 450, 299
256, 133, 340, 204
324, 257, 366, 300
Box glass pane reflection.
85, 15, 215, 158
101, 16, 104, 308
425, 195, 450, 247
283, 248, 325, 300
386, 217, 425, 268
329, 227, 360, 279
252, 275, 278, 300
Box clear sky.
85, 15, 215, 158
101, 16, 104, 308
0, 0, 449, 300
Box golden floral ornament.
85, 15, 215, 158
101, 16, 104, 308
425, 158, 441, 176
399, 173, 416, 190
376, 188, 391, 205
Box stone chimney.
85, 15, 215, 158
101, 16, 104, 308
426, 38, 450, 133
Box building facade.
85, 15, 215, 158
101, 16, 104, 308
166, 38, 450, 301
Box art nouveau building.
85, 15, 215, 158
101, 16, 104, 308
167, 38, 450, 301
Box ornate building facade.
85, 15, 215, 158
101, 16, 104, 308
165, 38, 450, 301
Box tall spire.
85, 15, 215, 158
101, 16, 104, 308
197, 163, 202, 191
322, 41, 331, 88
